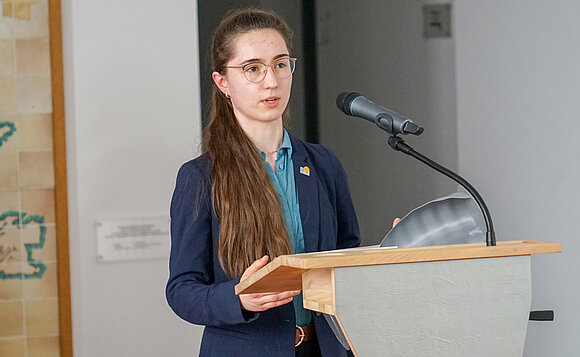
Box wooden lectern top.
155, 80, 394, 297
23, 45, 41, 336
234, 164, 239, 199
235, 240, 561, 295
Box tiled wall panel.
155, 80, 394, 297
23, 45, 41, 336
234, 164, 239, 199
0, 1, 61, 355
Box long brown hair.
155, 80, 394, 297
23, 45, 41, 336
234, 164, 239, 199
204, 8, 293, 278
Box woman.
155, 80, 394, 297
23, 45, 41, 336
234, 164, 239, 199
166, 8, 360, 356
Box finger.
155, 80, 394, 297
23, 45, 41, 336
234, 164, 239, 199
260, 296, 295, 310
243, 292, 280, 300
261, 290, 301, 300
253, 290, 301, 305
255, 289, 300, 296
242, 292, 281, 299
242, 290, 300, 304
240, 290, 300, 312
245, 292, 272, 298
263, 290, 301, 297
241, 255, 269, 280
392, 217, 401, 228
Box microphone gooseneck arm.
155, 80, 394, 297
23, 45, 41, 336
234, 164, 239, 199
388, 135, 496, 246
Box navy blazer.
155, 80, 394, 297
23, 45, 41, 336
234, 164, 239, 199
166, 134, 361, 356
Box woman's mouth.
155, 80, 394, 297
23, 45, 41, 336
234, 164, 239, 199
262, 97, 280, 108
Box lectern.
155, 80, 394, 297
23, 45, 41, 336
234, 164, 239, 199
235, 240, 561, 356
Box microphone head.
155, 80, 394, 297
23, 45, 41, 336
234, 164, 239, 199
336, 91, 361, 115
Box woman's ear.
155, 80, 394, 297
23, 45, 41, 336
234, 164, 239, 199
212, 71, 229, 96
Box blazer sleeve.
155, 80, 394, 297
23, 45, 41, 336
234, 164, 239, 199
328, 149, 361, 249
165, 161, 258, 327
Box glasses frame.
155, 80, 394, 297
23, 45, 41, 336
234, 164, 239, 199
225, 57, 297, 83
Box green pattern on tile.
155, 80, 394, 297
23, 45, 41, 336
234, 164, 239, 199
0, 210, 46, 280
0, 121, 17, 149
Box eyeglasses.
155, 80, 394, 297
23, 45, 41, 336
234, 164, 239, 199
225, 57, 297, 83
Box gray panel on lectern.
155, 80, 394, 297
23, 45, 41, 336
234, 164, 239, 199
333, 256, 532, 356
381, 191, 485, 248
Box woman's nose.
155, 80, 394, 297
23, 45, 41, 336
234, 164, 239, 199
262, 65, 279, 87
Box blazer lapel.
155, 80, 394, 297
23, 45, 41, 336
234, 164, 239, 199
290, 135, 320, 253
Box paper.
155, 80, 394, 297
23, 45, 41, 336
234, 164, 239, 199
380, 192, 485, 248
96, 217, 170, 262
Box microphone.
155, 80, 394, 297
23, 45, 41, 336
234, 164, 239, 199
336, 91, 424, 135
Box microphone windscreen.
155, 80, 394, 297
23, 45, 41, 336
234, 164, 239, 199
336, 91, 361, 115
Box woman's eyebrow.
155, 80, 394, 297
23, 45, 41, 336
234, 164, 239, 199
238, 53, 290, 65
272, 53, 290, 60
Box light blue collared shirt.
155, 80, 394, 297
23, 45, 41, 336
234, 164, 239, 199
259, 129, 311, 326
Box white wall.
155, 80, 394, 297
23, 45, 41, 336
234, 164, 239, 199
61, 0, 203, 355
317, 0, 458, 244
455, 1, 580, 355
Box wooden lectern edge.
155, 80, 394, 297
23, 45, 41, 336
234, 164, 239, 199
234, 240, 561, 295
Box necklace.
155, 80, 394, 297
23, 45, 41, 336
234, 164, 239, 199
263, 148, 279, 155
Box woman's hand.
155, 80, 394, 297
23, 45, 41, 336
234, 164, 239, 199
239, 255, 301, 312
393, 218, 401, 228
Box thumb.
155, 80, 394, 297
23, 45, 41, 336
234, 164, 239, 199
241, 255, 269, 280
392, 217, 401, 228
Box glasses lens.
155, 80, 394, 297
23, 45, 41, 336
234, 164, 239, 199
274, 58, 294, 79
243, 63, 266, 83
289, 58, 295, 73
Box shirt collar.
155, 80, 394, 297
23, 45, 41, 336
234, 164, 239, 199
280, 129, 293, 157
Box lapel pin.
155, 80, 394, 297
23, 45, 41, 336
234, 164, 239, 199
300, 166, 310, 176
